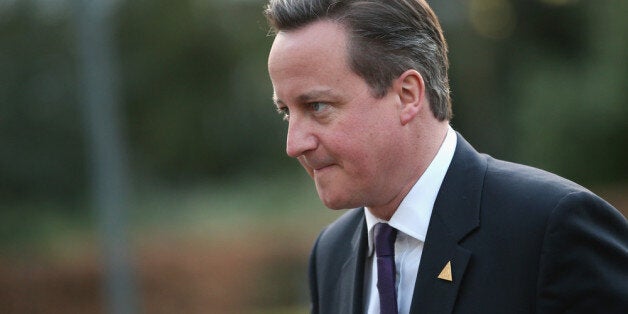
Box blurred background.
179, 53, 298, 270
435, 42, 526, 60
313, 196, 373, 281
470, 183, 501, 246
1, 0, 626, 313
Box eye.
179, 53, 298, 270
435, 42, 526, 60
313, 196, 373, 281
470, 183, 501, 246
276, 106, 290, 121
310, 102, 328, 112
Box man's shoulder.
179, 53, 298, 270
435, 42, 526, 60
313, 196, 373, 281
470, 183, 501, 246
484, 156, 592, 202
454, 132, 590, 198
476, 155, 624, 229
451, 133, 603, 213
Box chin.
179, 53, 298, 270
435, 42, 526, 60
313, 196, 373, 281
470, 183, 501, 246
323, 203, 349, 210
318, 193, 357, 210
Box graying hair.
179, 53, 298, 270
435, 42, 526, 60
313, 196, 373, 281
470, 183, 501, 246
265, 0, 452, 121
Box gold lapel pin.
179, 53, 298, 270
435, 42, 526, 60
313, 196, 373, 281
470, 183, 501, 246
437, 261, 453, 282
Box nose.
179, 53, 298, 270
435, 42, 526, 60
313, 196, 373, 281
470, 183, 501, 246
286, 116, 317, 158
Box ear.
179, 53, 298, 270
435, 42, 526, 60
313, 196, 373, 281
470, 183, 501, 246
394, 69, 425, 125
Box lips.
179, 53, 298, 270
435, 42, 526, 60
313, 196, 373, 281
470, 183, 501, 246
314, 164, 333, 171
301, 157, 335, 172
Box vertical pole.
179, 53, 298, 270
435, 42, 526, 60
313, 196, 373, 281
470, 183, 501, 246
75, 0, 138, 313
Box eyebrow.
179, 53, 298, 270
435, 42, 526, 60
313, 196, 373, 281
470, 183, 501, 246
273, 88, 339, 107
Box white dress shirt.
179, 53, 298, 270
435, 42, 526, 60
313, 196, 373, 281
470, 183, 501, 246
364, 126, 457, 314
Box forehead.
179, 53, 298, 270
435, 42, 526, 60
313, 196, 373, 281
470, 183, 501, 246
268, 20, 361, 102
268, 20, 349, 66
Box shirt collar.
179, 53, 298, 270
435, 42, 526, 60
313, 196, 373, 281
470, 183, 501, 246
364, 126, 457, 256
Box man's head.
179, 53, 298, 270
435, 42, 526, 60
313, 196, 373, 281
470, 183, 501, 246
265, 0, 451, 120
266, 0, 451, 218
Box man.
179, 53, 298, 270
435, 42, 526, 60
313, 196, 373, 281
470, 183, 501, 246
265, 0, 628, 313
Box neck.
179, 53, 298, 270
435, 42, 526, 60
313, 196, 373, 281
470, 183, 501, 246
367, 120, 449, 220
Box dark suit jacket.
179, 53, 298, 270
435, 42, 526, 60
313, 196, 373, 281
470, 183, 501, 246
309, 133, 628, 313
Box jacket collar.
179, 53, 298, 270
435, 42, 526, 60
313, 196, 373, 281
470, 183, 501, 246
409, 132, 485, 313
333, 132, 486, 314
337, 213, 368, 314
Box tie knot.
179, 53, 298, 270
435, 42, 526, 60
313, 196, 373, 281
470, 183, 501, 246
374, 223, 397, 257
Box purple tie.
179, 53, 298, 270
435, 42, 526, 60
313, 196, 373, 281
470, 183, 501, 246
375, 223, 398, 314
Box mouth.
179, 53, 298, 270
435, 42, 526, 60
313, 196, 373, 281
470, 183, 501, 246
299, 156, 335, 175
313, 164, 333, 172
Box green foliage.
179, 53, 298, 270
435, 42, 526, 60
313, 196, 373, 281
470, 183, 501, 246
0, 1, 86, 201
117, 0, 283, 181
1, 0, 626, 203
446, 0, 627, 184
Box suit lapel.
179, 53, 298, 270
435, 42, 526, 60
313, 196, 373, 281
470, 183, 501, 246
410, 133, 485, 314
338, 214, 368, 314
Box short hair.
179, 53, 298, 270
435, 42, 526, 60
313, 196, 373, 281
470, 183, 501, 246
265, 0, 452, 121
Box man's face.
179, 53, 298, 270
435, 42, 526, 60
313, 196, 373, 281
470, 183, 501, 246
268, 20, 407, 210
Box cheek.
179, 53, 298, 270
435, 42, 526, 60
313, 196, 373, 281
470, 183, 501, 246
344, 127, 398, 177
324, 100, 398, 173
330, 133, 378, 175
